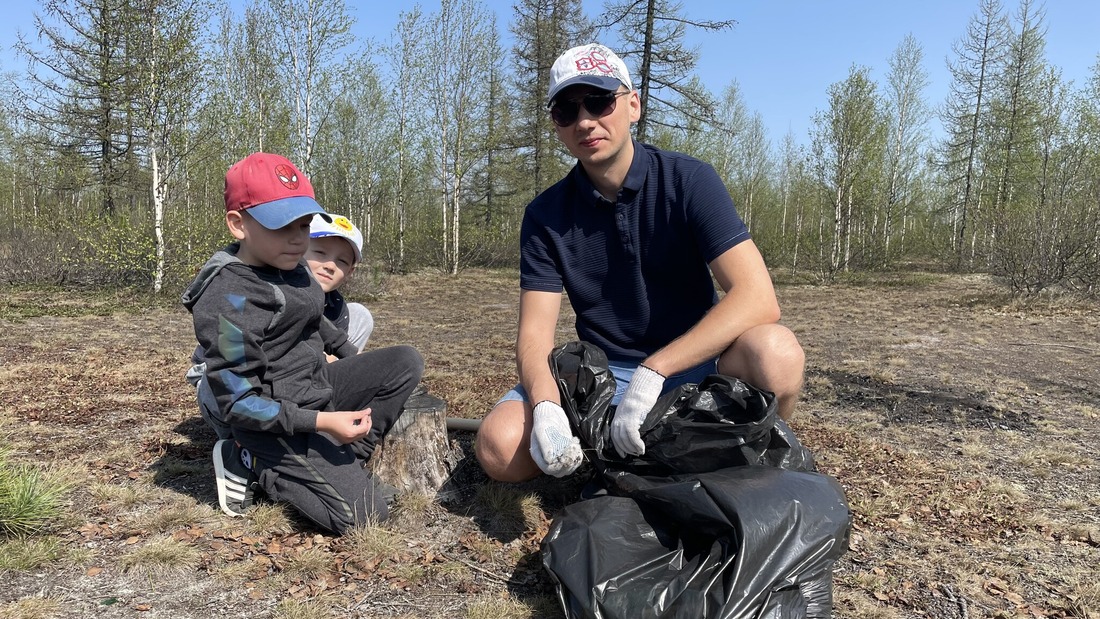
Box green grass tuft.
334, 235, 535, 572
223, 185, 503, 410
0, 536, 66, 571
0, 452, 72, 538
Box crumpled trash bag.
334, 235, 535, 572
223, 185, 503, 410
549, 340, 815, 476
541, 341, 851, 619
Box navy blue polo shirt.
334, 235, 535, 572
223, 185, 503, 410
519, 141, 750, 362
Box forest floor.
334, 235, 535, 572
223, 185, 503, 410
0, 269, 1098, 619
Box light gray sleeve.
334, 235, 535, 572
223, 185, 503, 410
345, 302, 374, 351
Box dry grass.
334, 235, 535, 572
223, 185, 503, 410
0, 595, 63, 619
463, 598, 534, 619
1, 271, 1098, 618
117, 535, 202, 574
344, 521, 403, 564
273, 598, 336, 619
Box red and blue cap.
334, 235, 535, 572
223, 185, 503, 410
224, 152, 330, 230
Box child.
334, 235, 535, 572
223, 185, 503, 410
181, 152, 423, 534
305, 214, 374, 352
188, 214, 372, 435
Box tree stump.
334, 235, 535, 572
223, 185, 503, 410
368, 390, 456, 497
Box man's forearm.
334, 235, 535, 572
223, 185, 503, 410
516, 341, 560, 405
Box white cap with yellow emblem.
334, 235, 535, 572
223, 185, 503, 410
309, 214, 363, 263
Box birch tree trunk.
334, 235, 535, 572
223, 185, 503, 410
151, 149, 167, 293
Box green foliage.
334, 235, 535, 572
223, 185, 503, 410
62, 213, 158, 287
0, 451, 72, 538
0, 0, 1096, 298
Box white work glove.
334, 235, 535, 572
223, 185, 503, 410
529, 400, 583, 477
610, 365, 666, 458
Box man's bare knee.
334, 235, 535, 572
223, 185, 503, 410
475, 402, 539, 483
719, 324, 805, 417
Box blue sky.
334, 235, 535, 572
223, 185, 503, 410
4, 1, 1098, 146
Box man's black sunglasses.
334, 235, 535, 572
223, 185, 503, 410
549, 91, 629, 127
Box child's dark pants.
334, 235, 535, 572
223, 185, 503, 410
232, 345, 423, 535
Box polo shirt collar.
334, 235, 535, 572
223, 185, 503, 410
571, 139, 649, 205
621, 140, 648, 194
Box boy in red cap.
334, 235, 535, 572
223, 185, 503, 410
181, 153, 423, 534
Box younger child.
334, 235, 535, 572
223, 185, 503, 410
305, 214, 374, 352
181, 152, 423, 534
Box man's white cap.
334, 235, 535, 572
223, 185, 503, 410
547, 43, 633, 105
309, 214, 363, 263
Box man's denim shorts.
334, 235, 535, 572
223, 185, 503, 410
496, 357, 717, 407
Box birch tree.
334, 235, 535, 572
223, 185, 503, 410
706, 81, 748, 179
881, 33, 930, 266
267, 0, 355, 171
130, 0, 206, 292
314, 57, 389, 245
383, 6, 427, 273
778, 131, 811, 270
424, 0, 497, 274
732, 113, 771, 232
811, 65, 886, 279
207, 1, 290, 155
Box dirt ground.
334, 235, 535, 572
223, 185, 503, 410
0, 270, 1097, 619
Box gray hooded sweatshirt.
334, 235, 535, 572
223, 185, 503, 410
181, 243, 358, 435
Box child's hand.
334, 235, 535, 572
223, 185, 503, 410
316, 409, 373, 443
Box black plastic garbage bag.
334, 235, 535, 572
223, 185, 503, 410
542, 341, 851, 619
542, 467, 850, 619
549, 339, 617, 456
549, 340, 815, 476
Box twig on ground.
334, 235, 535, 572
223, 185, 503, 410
439, 552, 510, 584
941, 584, 969, 619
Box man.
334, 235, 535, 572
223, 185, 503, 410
475, 43, 804, 482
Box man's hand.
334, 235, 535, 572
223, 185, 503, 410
529, 401, 583, 477
316, 409, 373, 444
610, 365, 665, 458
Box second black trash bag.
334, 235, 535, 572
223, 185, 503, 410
542, 467, 850, 619
542, 341, 851, 619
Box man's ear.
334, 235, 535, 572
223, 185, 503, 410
627, 90, 642, 123
226, 211, 247, 241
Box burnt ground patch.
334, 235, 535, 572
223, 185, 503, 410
808, 367, 1037, 431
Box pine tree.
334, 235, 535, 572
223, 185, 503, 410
14, 0, 144, 215
509, 0, 591, 199
598, 0, 733, 142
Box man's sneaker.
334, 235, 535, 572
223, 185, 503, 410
212, 439, 258, 517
